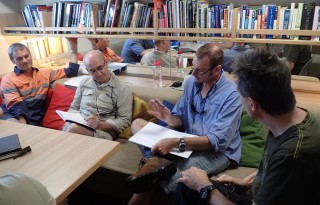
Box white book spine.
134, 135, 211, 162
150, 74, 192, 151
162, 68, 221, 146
294, 3, 304, 40
290, 9, 297, 40
312, 6, 320, 41
279, 8, 285, 30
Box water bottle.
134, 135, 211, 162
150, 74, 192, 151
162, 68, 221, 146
153, 60, 162, 87
176, 49, 184, 69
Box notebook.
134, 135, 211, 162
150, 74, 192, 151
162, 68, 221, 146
0, 134, 22, 161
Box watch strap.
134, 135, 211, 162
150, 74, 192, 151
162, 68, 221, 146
199, 184, 216, 199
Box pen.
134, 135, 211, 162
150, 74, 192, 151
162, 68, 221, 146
13, 146, 32, 160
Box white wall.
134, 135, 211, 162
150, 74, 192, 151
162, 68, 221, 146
0, 0, 21, 13
0, 36, 26, 75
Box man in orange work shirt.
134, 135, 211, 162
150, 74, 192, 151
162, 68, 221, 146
0, 38, 79, 126
93, 38, 124, 63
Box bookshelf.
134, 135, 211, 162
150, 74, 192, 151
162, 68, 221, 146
1, 0, 320, 46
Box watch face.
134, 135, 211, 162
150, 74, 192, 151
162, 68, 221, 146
199, 185, 215, 199
199, 187, 208, 199
179, 138, 186, 152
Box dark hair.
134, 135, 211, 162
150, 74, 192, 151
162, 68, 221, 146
195, 43, 224, 69
8, 43, 31, 63
233, 48, 296, 115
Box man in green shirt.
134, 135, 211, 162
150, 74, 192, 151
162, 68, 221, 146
282, 45, 311, 75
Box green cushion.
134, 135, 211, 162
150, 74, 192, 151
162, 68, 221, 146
239, 110, 265, 168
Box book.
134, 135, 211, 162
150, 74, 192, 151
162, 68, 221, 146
282, 9, 291, 39
312, 6, 320, 41
129, 122, 197, 158
56, 110, 94, 130
0, 134, 22, 161
294, 3, 304, 40
266, 5, 276, 39
299, 3, 316, 40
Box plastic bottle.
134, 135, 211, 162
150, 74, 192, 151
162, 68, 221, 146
153, 60, 162, 87
176, 49, 184, 69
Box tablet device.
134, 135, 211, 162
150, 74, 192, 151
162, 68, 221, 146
0, 134, 22, 161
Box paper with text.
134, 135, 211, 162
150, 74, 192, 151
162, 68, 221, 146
129, 122, 196, 158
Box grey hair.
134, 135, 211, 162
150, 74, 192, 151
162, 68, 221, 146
8, 43, 31, 63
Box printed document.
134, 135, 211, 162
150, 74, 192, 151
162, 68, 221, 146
129, 122, 196, 158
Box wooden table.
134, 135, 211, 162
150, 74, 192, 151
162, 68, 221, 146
118, 75, 175, 88
0, 121, 120, 204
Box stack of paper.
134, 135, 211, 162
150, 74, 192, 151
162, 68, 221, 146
129, 122, 197, 158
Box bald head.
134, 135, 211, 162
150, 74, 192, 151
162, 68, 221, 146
84, 50, 105, 66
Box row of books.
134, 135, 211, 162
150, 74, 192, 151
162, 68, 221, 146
20, 1, 320, 40
21, 1, 154, 34
237, 3, 319, 40
156, 0, 234, 37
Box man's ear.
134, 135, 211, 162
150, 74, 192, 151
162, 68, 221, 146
248, 97, 257, 111
214, 65, 222, 75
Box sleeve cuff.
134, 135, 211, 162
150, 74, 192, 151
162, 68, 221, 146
64, 62, 80, 77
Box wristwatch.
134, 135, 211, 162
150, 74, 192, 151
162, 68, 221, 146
199, 184, 216, 199
178, 138, 186, 152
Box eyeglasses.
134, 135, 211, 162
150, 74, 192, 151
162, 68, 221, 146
191, 66, 211, 76
87, 61, 106, 75
95, 87, 118, 117
190, 100, 207, 114
190, 91, 207, 114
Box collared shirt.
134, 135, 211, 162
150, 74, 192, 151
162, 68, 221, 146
223, 45, 252, 72
121, 39, 154, 63
140, 50, 177, 68
172, 72, 242, 163
68, 72, 133, 134
101, 47, 124, 63
0, 62, 79, 125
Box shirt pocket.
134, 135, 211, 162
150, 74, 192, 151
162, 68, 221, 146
205, 101, 222, 117
82, 89, 95, 107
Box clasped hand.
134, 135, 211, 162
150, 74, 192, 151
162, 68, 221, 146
85, 114, 101, 129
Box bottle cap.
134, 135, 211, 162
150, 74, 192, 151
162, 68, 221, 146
153, 60, 161, 66
177, 49, 184, 54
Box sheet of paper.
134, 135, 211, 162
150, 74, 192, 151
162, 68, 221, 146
108, 62, 127, 71
129, 122, 196, 158
63, 75, 90, 88
56, 110, 94, 130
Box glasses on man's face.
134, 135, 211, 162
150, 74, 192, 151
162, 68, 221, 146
87, 62, 106, 75
191, 66, 211, 76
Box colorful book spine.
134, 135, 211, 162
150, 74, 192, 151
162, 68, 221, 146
266, 4, 275, 39
299, 3, 316, 40
282, 9, 291, 39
